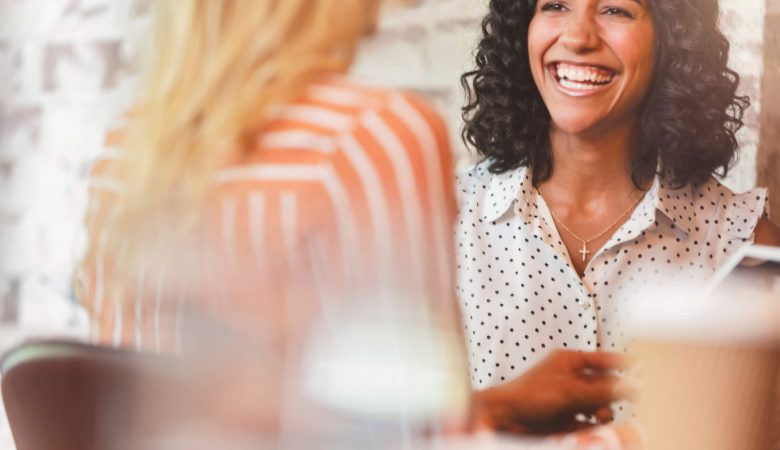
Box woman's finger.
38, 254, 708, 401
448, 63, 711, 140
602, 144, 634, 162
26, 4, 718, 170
578, 351, 631, 373
570, 376, 631, 410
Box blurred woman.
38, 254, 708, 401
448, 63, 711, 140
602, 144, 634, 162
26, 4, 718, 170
77, 0, 457, 354
74, 0, 467, 444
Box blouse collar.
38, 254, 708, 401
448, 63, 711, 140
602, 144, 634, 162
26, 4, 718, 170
480, 164, 695, 238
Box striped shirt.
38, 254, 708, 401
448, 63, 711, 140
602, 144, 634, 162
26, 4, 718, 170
76, 77, 459, 354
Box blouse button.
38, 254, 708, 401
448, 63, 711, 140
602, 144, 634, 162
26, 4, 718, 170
581, 302, 592, 311
577, 299, 592, 310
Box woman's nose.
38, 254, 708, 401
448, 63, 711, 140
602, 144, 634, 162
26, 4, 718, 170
559, 12, 601, 52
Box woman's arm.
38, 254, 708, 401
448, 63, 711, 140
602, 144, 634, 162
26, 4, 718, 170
755, 217, 780, 247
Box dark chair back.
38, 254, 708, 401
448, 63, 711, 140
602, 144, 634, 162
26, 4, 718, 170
1, 341, 201, 450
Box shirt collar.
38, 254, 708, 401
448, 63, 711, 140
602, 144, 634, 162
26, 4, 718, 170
481, 164, 694, 237
481, 165, 531, 223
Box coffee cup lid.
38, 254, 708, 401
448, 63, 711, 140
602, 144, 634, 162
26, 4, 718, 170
627, 281, 780, 346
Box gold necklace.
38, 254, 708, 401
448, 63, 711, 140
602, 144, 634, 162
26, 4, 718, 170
537, 188, 645, 262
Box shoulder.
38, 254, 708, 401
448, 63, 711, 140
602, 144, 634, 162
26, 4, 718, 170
243, 78, 453, 179
273, 78, 452, 173
296, 77, 448, 139
455, 159, 494, 207
688, 177, 768, 240
690, 176, 767, 210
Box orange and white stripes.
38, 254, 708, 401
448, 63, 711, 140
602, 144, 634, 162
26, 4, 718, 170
77, 77, 458, 353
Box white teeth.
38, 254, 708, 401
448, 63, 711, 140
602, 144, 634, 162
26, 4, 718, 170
555, 63, 614, 85
560, 78, 599, 91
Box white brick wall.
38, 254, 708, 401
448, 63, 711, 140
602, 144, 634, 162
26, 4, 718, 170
0, 0, 771, 448
720, 0, 766, 191
0, 0, 149, 337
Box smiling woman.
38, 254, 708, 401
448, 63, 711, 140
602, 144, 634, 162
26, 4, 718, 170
458, 0, 779, 435
528, 0, 656, 137
462, 0, 749, 189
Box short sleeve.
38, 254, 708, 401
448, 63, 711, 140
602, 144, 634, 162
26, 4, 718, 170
725, 187, 768, 240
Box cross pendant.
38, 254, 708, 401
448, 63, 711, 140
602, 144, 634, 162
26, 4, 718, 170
579, 242, 590, 261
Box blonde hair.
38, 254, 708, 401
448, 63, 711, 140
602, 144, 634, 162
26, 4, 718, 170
100, 0, 377, 273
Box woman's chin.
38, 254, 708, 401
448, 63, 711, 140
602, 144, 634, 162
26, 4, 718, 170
547, 107, 637, 138
549, 118, 602, 137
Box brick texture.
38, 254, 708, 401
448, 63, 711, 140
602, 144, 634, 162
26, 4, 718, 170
759, 0, 780, 218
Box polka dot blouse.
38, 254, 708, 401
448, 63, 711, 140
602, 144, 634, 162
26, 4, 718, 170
455, 162, 768, 389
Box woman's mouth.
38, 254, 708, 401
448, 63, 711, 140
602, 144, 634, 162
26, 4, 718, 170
547, 62, 617, 96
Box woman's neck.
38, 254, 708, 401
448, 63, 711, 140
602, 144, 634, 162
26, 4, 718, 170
540, 125, 643, 205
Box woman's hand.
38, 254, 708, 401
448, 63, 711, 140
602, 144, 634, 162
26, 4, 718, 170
470, 350, 632, 435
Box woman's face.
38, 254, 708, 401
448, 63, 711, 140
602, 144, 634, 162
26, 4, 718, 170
528, 0, 656, 137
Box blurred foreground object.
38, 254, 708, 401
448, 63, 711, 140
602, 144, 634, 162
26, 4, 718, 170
302, 292, 470, 423
1, 339, 280, 450
1, 321, 468, 450
630, 245, 780, 450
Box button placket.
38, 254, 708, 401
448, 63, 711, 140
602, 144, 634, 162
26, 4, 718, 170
581, 298, 592, 311
576, 282, 594, 310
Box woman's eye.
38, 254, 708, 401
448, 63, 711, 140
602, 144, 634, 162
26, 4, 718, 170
541, 2, 567, 12
603, 7, 634, 18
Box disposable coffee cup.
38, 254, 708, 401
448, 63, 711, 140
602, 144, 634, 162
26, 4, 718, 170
628, 280, 780, 450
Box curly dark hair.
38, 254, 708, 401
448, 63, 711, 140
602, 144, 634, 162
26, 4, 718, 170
461, 0, 750, 188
